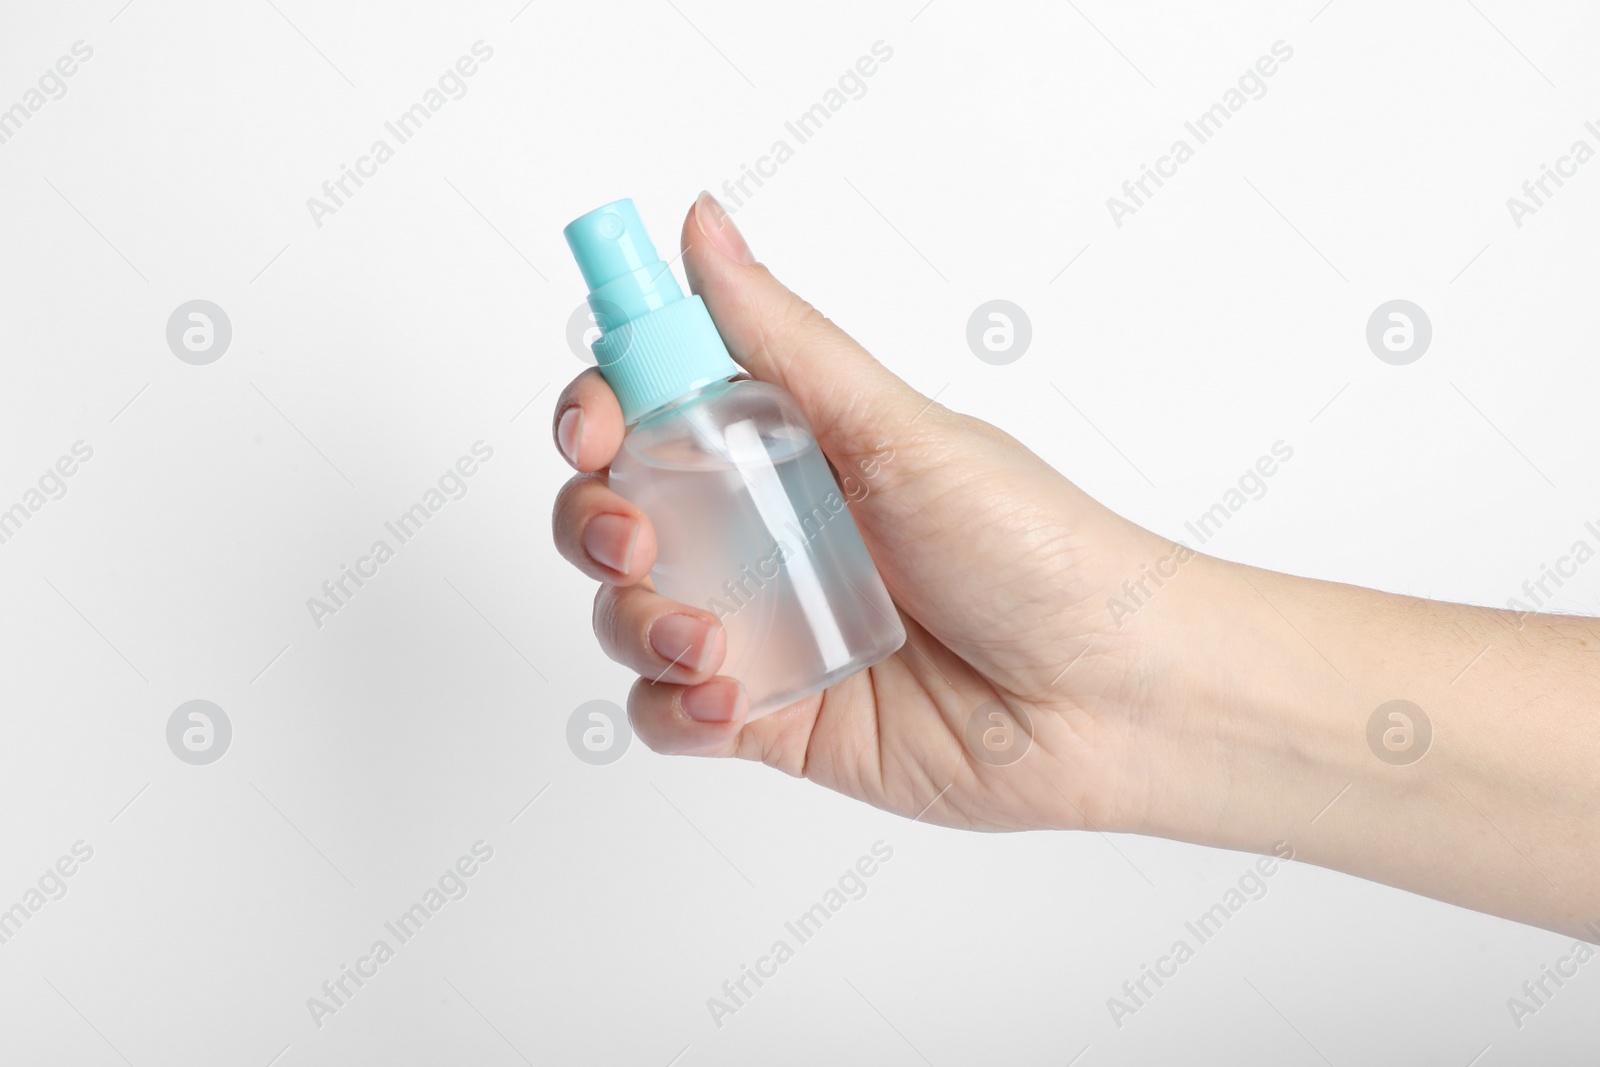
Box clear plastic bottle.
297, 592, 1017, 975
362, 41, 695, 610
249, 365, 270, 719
564, 199, 904, 717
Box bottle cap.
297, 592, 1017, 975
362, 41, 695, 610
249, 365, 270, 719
563, 198, 739, 423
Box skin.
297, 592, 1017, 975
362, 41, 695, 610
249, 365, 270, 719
552, 192, 1600, 939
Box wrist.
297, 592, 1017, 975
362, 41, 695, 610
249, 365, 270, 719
1116, 554, 1367, 852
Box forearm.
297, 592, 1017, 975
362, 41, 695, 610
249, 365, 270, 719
1136, 554, 1600, 937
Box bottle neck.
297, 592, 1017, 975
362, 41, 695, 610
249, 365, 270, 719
630, 374, 740, 427
591, 293, 741, 425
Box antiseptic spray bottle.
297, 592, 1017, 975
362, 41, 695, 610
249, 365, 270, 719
564, 198, 905, 718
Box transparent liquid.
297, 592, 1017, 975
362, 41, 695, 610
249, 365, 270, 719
611, 386, 904, 718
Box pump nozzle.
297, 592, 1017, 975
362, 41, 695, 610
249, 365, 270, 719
562, 197, 737, 423
563, 199, 685, 326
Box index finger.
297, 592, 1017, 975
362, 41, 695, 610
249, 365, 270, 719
553, 367, 625, 472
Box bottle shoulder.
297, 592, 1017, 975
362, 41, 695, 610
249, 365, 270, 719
616, 378, 816, 473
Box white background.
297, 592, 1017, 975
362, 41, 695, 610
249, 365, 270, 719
2, 0, 1598, 1063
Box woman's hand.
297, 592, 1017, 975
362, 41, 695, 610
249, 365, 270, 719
552, 192, 1173, 836
553, 193, 1600, 938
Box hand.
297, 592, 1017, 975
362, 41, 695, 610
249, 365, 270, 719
553, 194, 1600, 937
552, 192, 1176, 834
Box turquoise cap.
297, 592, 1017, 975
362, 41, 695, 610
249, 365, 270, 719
563, 198, 739, 423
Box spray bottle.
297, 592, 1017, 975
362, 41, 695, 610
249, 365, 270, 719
564, 198, 905, 717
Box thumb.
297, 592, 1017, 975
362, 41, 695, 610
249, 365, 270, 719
680, 192, 931, 465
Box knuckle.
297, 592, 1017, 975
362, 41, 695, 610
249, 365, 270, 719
593, 586, 655, 666
552, 473, 605, 525
590, 585, 618, 643
627, 681, 678, 750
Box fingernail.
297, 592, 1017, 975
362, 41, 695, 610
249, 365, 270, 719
584, 513, 639, 574
556, 406, 583, 467
649, 614, 715, 674
682, 678, 741, 723
695, 190, 756, 266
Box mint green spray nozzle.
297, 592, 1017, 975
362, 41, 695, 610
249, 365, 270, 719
564, 199, 682, 322
563, 198, 739, 423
